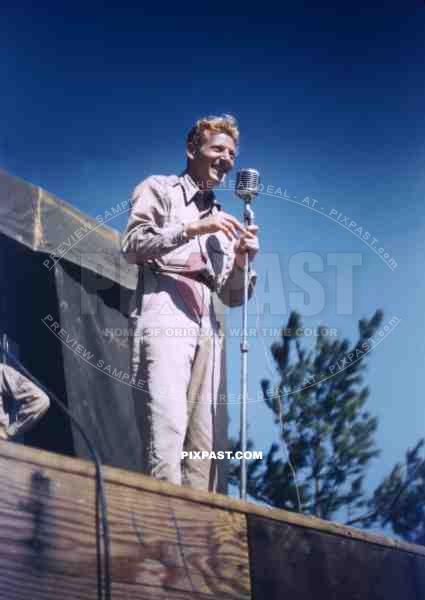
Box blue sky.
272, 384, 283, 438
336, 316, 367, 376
1, 3, 425, 519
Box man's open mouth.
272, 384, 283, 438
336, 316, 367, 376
212, 166, 226, 177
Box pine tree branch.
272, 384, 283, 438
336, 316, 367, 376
346, 456, 425, 527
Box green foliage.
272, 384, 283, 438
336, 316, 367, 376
231, 310, 383, 520
229, 309, 425, 544
358, 439, 425, 544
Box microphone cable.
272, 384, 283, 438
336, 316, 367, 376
4, 350, 112, 600
250, 285, 304, 513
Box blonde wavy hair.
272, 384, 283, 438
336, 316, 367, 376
186, 114, 240, 150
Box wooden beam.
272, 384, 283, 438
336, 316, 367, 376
0, 441, 251, 599
1, 441, 423, 558
1, 441, 425, 600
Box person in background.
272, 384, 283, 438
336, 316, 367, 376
0, 363, 50, 440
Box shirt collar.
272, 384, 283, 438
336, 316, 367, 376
179, 171, 218, 210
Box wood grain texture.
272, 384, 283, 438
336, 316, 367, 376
2, 441, 425, 600
0, 561, 212, 600
0, 444, 251, 599
1, 441, 423, 559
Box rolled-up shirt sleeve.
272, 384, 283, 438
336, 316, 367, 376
121, 176, 189, 264
0, 364, 50, 439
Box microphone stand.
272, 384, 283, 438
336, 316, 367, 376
239, 199, 254, 501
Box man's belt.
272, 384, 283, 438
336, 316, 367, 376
196, 269, 217, 292
149, 268, 217, 292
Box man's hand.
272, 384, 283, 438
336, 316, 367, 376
184, 211, 245, 241
234, 224, 260, 268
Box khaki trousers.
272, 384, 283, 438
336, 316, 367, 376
129, 274, 223, 491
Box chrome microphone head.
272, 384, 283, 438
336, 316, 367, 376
235, 168, 260, 202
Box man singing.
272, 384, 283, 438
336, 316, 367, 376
121, 114, 259, 490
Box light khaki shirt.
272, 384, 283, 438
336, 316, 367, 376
0, 364, 50, 440
121, 172, 256, 312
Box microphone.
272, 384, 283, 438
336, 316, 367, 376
234, 168, 260, 502
235, 169, 260, 202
